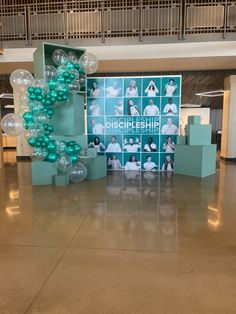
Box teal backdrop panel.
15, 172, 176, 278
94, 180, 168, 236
87, 75, 182, 171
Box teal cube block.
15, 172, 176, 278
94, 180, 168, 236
52, 135, 87, 150
50, 94, 85, 136
86, 155, 107, 180
174, 144, 216, 177
53, 174, 69, 186
87, 147, 97, 158
32, 161, 57, 185
186, 124, 212, 145
177, 136, 186, 145
188, 115, 201, 125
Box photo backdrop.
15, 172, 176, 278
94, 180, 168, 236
87, 75, 181, 171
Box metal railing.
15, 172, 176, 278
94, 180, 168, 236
0, 0, 235, 45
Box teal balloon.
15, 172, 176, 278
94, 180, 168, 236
29, 93, 36, 100
43, 135, 51, 144
24, 120, 35, 129
35, 141, 42, 148
28, 86, 34, 94
63, 71, 70, 78
48, 80, 57, 90
36, 94, 43, 101
66, 146, 75, 156
74, 144, 81, 154
23, 112, 34, 122
28, 137, 37, 147
57, 96, 63, 101
67, 141, 76, 147
69, 155, 79, 163
47, 125, 54, 133
57, 76, 65, 83
66, 62, 74, 71
65, 78, 72, 84
47, 108, 54, 118
47, 141, 57, 152
62, 95, 68, 101
34, 87, 42, 95
47, 152, 58, 162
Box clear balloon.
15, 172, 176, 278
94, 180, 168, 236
34, 112, 49, 125
56, 64, 67, 76
68, 78, 81, 93
30, 147, 47, 161
69, 162, 87, 183
67, 51, 79, 64
79, 73, 86, 88
17, 105, 29, 116
10, 69, 34, 90
79, 150, 94, 165
1, 113, 25, 136
44, 65, 58, 81
79, 53, 98, 74
56, 140, 67, 155
56, 155, 72, 173
31, 79, 49, 94
52, 49, 68, 66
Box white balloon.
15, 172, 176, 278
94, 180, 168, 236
10, 69, 34, 90
56, 155, 72, 173
52, 49, 68, 66
69, 162, 87, 183
44, 65, 58, 81
1, 113, 24, 136
79, 53, 98, 74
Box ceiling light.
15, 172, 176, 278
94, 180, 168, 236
195, 90, 224, 97
0, 93, 13, 99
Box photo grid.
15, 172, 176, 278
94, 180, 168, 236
86, 75, 181, 171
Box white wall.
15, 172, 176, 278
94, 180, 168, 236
180, 108, 210, 135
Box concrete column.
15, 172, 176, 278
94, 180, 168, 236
221, 75, 236, 161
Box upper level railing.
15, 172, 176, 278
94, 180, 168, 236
0, 0, 236, 45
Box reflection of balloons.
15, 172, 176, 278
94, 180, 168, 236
68, 78, 81, 93
34, 112, 49, 125
30, 148, 47, 161
44, 65, 58, 81
67, 51, 79, 64
69, 162, 87, 183
10, 69, 34, 90
79, 53, 98, 74
56, 155, 72, 173
1, 113, 24, 136
79, 73, 86, 87
79, 150, 93, 165
52, 49, 68, 66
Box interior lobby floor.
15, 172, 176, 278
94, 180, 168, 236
0, 154, 236, 314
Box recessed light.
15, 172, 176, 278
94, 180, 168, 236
0, 94, 13, 99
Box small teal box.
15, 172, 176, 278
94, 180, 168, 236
174, 144, 217, 177
186, 124, 212, 145
86, 155, 107, 180
32, 161, 57, 185
188, 115, 201, 125
53, 174, 69, 186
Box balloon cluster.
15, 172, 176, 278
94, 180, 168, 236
0, 49, 98, 183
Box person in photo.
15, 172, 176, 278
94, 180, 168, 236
89, 99, 101, 116
126, 80, 138, 97
163, 98, 178, 115
127, 99, 140, 116
125, 155, 141, 171
91, 119, 105, 134
164, 79, 177, 97
144, 137, 157, 152
90, 81, 101, 97
108, 155, 122, 170
143, 155, 158, 171
162, 155, 174, 172
88, 136, 105, 153
163, 136, 175, 153
123, 137, 141, 152
145, 80, 159, 97
143, 99, 160, 116
106, 136, 122, 152
114, 100, 123, 116
161, 118, 178, 135
106, 80, 122, 97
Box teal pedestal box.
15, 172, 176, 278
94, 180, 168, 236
188, 115, 201, 125
50, 94, 85, 136
53, 174, 69, 186
86, 155, 107, 180
177, 136, 186, 145
87, 147, 97, 158
186, 124, 212, 146
32, 161, 57, 185
174, 144, 217, 177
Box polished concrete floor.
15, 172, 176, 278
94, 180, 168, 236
0, 152, 236, 314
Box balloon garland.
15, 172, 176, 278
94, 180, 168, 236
1, 49, 98, 183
